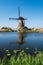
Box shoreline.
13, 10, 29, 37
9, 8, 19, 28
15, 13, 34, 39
0, 27, 43, 33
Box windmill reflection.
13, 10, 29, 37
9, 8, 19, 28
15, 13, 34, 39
18, 32, 28, 44
9, 32, 28, 50
18, 32, 28, 50
18, 32, 24, 44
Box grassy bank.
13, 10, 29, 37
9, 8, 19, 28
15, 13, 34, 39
0, 27, 14, 32
0, 49, 43, 65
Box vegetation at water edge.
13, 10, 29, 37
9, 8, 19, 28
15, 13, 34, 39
0, 49, 43, 65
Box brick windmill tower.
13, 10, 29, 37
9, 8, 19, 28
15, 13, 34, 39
9, 8, 27, 31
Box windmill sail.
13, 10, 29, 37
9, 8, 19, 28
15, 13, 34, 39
9, 18, 18, 20
18, 8, 20, 17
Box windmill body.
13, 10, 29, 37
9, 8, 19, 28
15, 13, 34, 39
17, 17, 25, 30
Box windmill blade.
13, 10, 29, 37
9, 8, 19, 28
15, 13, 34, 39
18, 7, 20, 17
24, 18, 27, 20
9, 18, 18, 20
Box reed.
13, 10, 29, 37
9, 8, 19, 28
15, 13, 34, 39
0, 50, 43, 65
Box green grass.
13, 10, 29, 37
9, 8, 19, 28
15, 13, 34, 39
0, 50, 43, 65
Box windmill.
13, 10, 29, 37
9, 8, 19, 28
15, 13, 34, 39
9, 8, 27, 31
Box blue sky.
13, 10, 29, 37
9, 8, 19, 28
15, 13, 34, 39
0, 0, 43, 29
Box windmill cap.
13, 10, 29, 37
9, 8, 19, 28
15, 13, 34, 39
18, 17, 25, 20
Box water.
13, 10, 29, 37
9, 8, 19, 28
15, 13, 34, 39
0, 32, 43, 57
